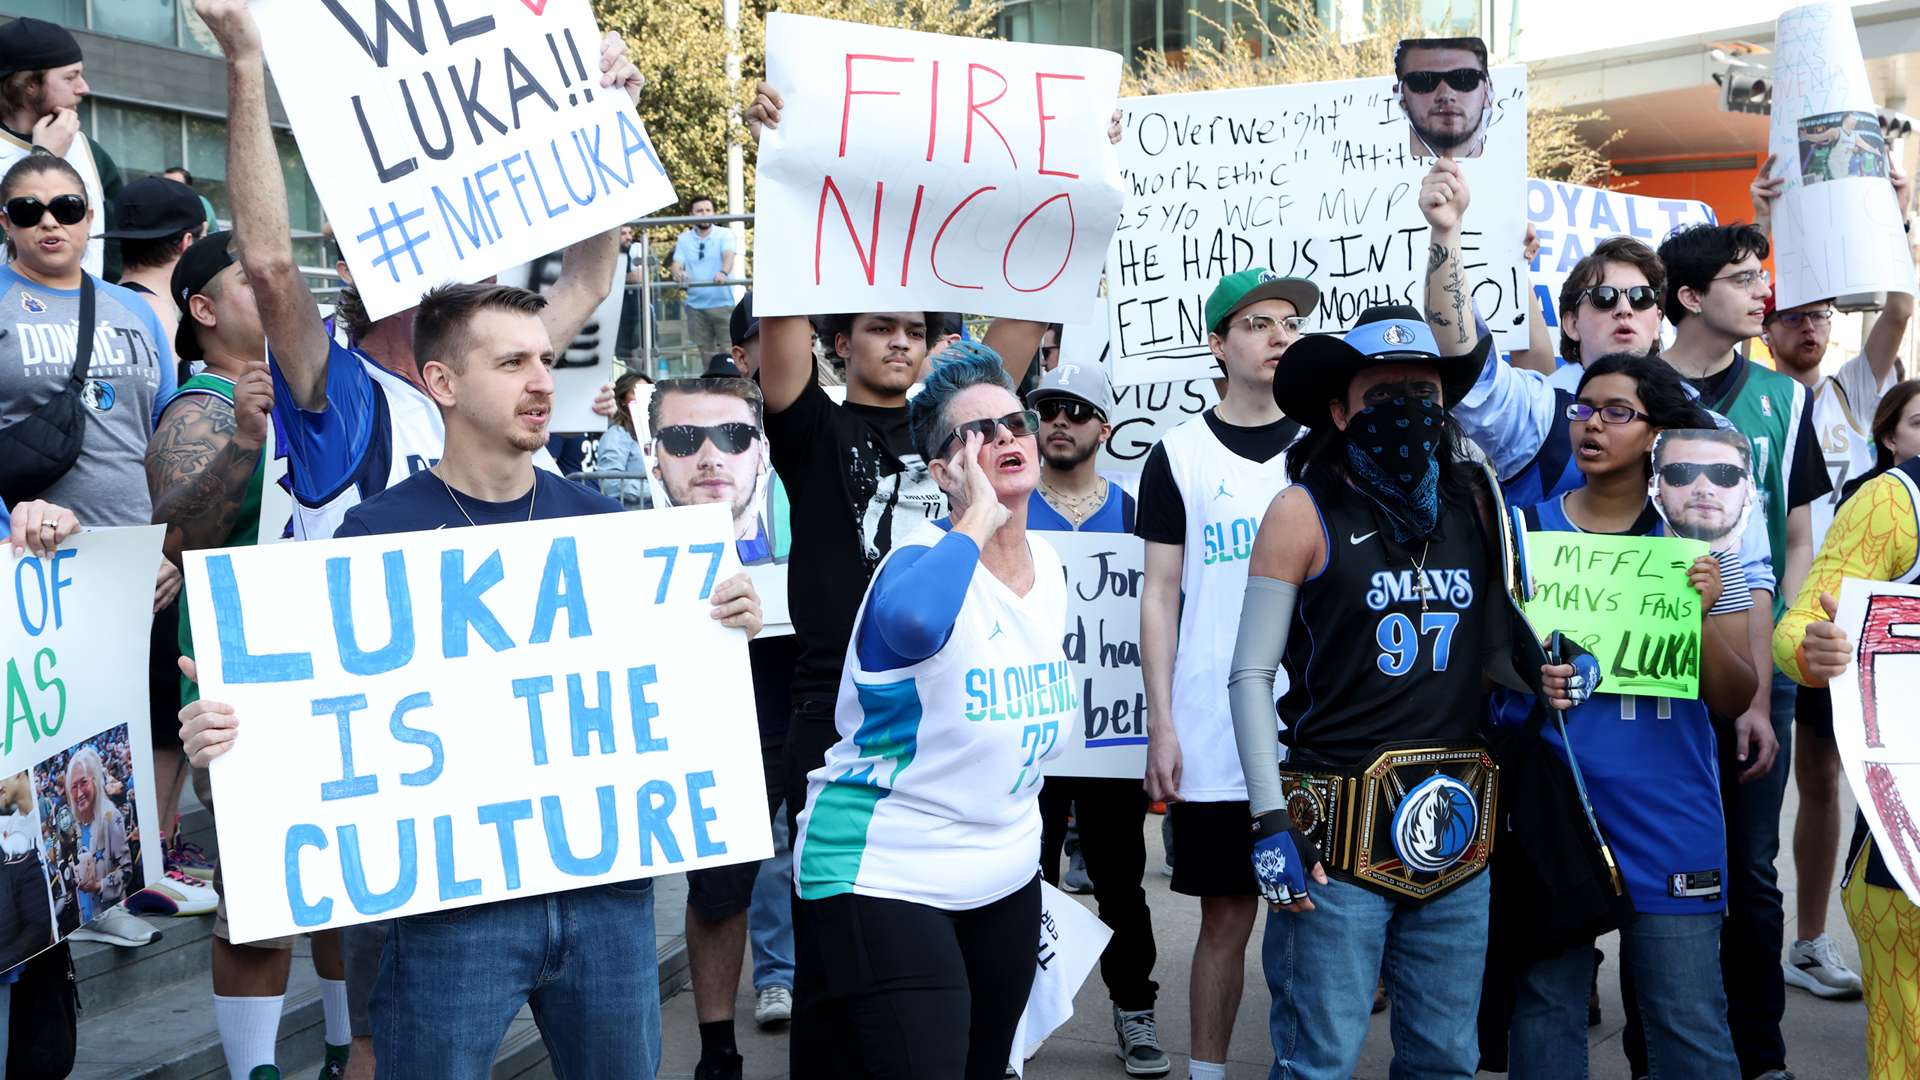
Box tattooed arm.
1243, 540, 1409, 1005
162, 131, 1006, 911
1417, 159, 1481, 358
146, 361, 275, 566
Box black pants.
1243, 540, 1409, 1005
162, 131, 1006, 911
1038, 776, 1158, 1012
790, 876, 1041, 1080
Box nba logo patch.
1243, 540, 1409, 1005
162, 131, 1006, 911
21, 293, 46, 314
1761, 395, 1773, 417
1382, 324, 1416, 346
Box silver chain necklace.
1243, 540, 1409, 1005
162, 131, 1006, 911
438, 471, 536, 527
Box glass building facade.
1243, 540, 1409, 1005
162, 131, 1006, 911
997, 0, 1507, 63
6, 2, 328, 269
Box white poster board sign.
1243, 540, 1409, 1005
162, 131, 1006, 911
253, 0, 676, 321
754, 14, 1125, 323
1042, 532, 1148, 779
1, 527, 164, 972
184, 507, 770, 942
1831, 578, 1920, 905
1010, 881, 1113, 1076
499, 258, 621, 434
1108, 70, 1530, 386
1525, 180, 1715, 348
1768, 2, 1916, 309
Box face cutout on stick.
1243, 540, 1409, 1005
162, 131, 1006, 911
1395, 37, 1492, 160
1650, 429, 1756, 554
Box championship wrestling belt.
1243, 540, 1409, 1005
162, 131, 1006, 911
1279, 741, 1497, 902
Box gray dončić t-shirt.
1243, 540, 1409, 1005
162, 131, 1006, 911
0, 263, 176, 525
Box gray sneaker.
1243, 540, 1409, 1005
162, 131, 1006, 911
1113, 1006, 1171, 1077
1064, 849, 1095, 894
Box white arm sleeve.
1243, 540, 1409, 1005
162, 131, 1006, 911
1230, 576, 1299, 818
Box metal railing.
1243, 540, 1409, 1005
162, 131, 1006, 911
631, 212, 754, 377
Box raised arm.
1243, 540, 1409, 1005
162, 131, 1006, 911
196, 0, 329, 410
983, 319, 1046, 385
1507, 225, 1557, 375
146, 362, 274, 565
1866, 164, 1916, 383
1418, 159, 1479, 358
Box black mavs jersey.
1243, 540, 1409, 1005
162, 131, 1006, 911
1279, 471, 1494, 767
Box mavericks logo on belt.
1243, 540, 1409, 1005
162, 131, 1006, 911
1391, 773, 1478, 873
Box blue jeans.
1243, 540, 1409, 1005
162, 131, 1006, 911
749, 801, 795, 992
1510, 913, 1738, 1079
370, 880, 661, 1079
1264, 872, 1488, 1080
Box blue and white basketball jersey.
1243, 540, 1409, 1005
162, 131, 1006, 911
794, 522, 1072, 910
1160, 416, 1291, 801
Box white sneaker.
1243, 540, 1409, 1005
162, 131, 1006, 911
1784, 935, 1863, 999
69, 906, 161, 947
125, 868, 218, 917
754, 984, 793, 1026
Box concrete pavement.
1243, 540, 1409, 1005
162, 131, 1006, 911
660, 776, 1869, 1079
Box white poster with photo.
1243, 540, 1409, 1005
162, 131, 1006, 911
1525, 180, 1715, 350
1768, 2, 1916, 309
1108, 68, 1529, 386
253, 0, 676, 321
183, 508, 770, 943
754, 13, 1125, 323
1042, 531, 1148, 779
1010, 881, 1113, 1076
1, 527, 165, 972
1829, 578, 1920, 905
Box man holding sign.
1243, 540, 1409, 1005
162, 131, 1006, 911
181, 283, 763, 1079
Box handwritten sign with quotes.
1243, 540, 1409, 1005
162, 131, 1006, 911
1042, 531, 1147, 778
1108, 70, 1528, 386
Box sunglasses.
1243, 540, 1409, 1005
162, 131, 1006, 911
1037, 399, 1100, 425
1580, 284, 1659, 312
655, 422, 757, 457
1659, 461, 1747, 488
4, 194, 87, 229
1565, 402, 1647, 426
937, 409, 1041, 458
1400, 68, 1487, 94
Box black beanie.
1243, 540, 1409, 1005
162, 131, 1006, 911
0, 18, 83, 79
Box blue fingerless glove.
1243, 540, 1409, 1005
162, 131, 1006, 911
1251, 810, 1320, 906
1558, 636, 1603, 708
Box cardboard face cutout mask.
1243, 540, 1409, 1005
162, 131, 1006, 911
1650, 429, 1756, 554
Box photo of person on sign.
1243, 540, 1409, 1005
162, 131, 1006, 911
1651, 428, 1757, 553
643, 377, 786, 566
1396, 36, 1492, 160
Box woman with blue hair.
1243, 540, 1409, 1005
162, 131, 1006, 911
790, 343, 1070, 1079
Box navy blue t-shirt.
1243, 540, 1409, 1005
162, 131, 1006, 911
334, 467, 621, 537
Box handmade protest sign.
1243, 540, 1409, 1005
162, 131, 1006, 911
1526, 180, 1714, 344
1522, 530, 1708, 700
183, 507, 770, 942
754, 13, 1125, 323
253, 0, 676, 321
1009, 881, 1112, 1076
1108, 69, 1529, 386
1767, 2, 1916, 310
2, 527, 165, 972
1829, 578, 1920, 905
1044, 532, 1148, 779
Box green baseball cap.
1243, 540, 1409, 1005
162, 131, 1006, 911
1204, 268, 1320, 336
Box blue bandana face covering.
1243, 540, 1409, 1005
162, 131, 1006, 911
1345, 395, 1443, 541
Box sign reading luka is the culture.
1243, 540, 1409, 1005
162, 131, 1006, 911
183, 507, 770, 943
253, 0, 676, 320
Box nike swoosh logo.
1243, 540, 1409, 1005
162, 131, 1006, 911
1349, 531, 1377, 545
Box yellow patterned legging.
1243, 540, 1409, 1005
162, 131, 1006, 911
1846, 849, 1920, 1079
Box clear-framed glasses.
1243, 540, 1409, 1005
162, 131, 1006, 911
1710, 267, 1771, 289
1234, 313, 1307, 337
1775, 308, 1833, 329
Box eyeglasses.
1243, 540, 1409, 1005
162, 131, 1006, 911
4, 194, 87, 229
1400, 68, 1487, 94
1036, 399, 1100, 425
1710, 267, 1771, 289
655, 422, 757, 457
1775, 308, 1833, 328
936, 409, 1041, 458
1565, 402, 1648, 426
1658, 461, 1748, 488
1579, 284, 1659, 312
1233, 313, 1307, 337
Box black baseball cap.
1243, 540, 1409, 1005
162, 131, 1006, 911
729, 292, 758, 347
0, 18, 81, 78
170, 230, 237, 362
100, 177, 207, 240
